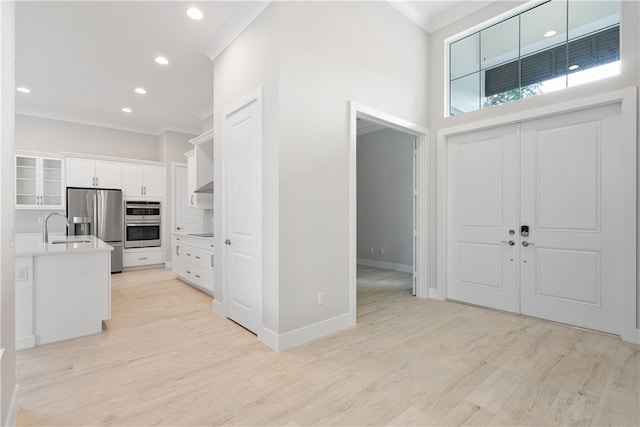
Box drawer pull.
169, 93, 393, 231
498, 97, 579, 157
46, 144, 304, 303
139, 257, 147, 260
195, 256, 200, 259
186, 270, 191, 274
195, 274, 200, 278
186, 253, 191, 257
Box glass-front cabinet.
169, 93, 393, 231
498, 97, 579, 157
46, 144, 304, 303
15, 153, 64, 209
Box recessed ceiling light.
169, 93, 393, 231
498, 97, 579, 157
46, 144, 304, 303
134, 87, 147, 95
16, 87, 31, 94
544, 30, 557, 38
569, 64, 580, 71
186, 8, 203, 20
122, 107, 132, 113
155, 56, 169, 65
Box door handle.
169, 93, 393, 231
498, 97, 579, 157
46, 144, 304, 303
501, 240, 516, 246
522, 241, 535, 247
224, 239, 231, 245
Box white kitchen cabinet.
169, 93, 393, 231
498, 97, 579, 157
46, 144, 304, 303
123, 247, 164, 268
122, 163, 164, 198
15, 153, 64, 209
184, 128, 213, 209
67, 157, 122, 189
172, 234, 214, 295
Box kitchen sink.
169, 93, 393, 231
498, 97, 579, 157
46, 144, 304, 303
51, 239, 92, 244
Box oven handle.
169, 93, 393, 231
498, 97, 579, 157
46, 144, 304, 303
125, 223, 161, 227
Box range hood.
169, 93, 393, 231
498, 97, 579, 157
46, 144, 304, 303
194, 181, 213, 194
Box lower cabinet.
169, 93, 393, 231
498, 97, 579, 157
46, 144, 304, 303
123, 248, 164, 268
172, 234, 214, 295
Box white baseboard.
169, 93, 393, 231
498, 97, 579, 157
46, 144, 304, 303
357, 258, 413, 273
16, 335, 35, 350
6, 385, 19, 427
164, 261, 173, 269
259, 313, 354, 351
212, 299, 225, 317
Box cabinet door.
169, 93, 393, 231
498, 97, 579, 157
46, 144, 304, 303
143, 165, 164, 198
67, 157, 96, 187
40, 157, 64, 209
186, 154, 197, 207
95, 160, 122, 189
15, 155, 39, 207
122, 163, 144, 197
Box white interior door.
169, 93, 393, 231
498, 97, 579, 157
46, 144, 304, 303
520, 104, 623, 334
447, 103, 624, 335
173, 165, 203, 233
224, 96, 262, 334
447, 125, 519, 312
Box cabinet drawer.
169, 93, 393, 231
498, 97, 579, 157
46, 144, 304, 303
182, 246, 211, 268
123, 250, 164, 267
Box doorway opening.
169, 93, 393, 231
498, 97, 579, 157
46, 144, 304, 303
356, 119, 415, 304
349, 102, 429, 326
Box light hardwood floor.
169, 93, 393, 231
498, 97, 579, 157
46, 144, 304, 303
16, 265, 640, 426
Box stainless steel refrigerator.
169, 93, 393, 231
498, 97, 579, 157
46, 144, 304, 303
66, 187, 123, 273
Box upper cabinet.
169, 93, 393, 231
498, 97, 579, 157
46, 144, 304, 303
186, 128, 213, 209
15, 153, 64, 209
67, 157, 122, 189
122, 163, 164, 198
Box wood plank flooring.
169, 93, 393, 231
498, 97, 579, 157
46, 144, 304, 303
16, 265, 640, 426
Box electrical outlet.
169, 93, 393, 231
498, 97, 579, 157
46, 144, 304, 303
317, 292, 324, 305
37, 217, 43, 224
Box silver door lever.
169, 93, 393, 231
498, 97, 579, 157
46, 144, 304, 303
522, 241, 535, 247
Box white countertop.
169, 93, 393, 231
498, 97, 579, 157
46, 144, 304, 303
15, 234, 114, 257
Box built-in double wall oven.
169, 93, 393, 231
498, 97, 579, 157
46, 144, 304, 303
124, 201, 161, 248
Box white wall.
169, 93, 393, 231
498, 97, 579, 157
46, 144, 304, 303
0, 2, 17, 425
357, 128, 414, 269
276, 1, 428, 334
16, 114, 160, 160
214, 2, 428, 344
428, 0, 640, 325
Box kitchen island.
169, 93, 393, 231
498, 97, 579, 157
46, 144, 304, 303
15, 235, 113, 349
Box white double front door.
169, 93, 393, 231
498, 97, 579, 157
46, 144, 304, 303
447, 103, 623, 335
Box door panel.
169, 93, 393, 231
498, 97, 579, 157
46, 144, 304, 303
225, 98, 262, 334
447, 125, 519, 312
520, 103, 622, 334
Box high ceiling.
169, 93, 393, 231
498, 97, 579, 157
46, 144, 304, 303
15, 1, 486, 136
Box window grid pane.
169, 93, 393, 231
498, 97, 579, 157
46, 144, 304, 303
448, 0, 620, 116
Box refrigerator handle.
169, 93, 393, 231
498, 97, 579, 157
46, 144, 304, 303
93, 192, 99, 238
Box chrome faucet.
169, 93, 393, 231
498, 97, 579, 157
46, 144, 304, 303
43, 212, 68, 243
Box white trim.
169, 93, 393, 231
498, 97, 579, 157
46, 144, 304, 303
259, 313, 352, 352
60, 152, 165, 166
16, 110, 201, 137
357, 258, 413, 274
204, 1, 271, 61
436, 87, 638, 344
349, 102, 430, 327
16, 335, 35, 350
6, 385, 19, 427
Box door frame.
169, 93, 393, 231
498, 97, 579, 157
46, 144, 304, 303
349, 102, 430, 325
436, 87, 638, 344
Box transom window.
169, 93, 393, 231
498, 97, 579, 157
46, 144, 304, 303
449, 0, 620, 116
